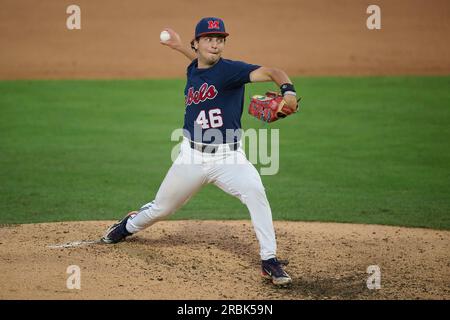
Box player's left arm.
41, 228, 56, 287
250, 67, 298, 111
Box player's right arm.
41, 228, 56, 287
160, 28, 196, 61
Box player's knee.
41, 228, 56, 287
241, 181, 267, 201
250, 185, 267, 199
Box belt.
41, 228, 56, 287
189, 141, 240, 154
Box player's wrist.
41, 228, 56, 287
171, 43, 182, 51
280, 83, 296, 97
283, 91, 296, 97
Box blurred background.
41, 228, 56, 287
0, 0, 449, 229
1, 0, 449, 79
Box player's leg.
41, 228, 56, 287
102, 140, 206, 243
126, 159, 206, 232
209, 150, 292, 285
209, 150, 276, 260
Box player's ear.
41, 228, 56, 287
191, 39, 199, 52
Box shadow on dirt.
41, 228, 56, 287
126, 221, 259, 263
264, 274, 379, 299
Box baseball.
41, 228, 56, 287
160, 30, 171, 42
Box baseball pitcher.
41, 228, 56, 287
102, 17, 299, 286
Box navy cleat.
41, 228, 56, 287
101, 211, 137, 244
261, 258, 292, 286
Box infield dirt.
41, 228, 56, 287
1, 221, 449, 299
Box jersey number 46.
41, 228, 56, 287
196, 108, 223, 129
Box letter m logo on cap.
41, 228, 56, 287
208, 20, 220, 29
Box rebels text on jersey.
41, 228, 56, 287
183, 58, 260, 144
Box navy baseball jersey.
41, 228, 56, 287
183, 58, 260, 144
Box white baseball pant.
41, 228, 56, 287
125, 137, 277, 260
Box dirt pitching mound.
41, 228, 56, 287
0, 220, 449, 300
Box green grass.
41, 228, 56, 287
1, 77, 449, 229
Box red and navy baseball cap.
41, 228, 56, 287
194, 17, 229, 39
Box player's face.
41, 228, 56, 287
195, 36, 226, 66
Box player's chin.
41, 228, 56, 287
208, 53, 221, 63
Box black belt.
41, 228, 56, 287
189, 141, 240, 154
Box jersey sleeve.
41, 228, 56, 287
223, 60, 260, 89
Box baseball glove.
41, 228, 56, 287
248, 91, 300, 123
